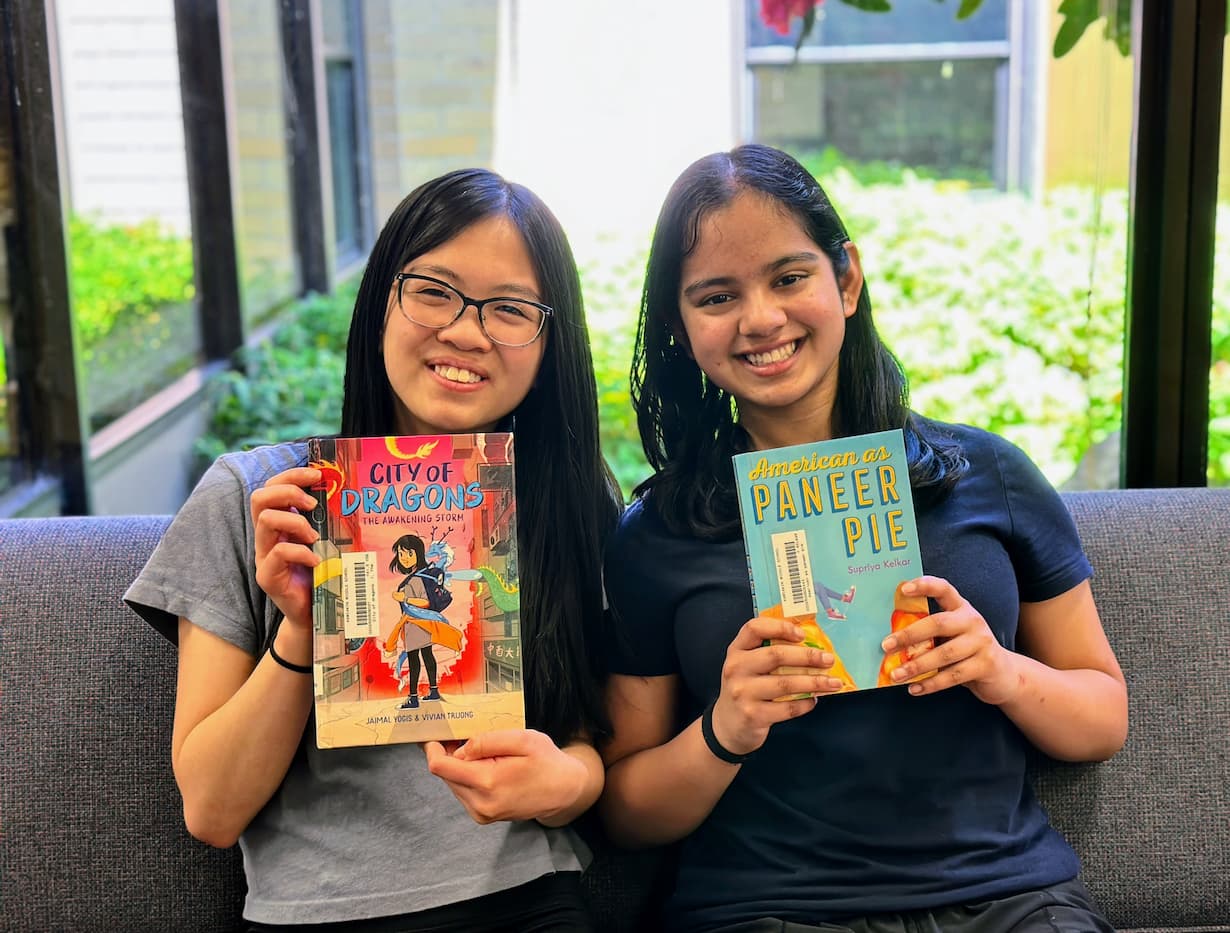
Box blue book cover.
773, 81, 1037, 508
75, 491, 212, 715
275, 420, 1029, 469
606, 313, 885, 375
732, 428, 932, 694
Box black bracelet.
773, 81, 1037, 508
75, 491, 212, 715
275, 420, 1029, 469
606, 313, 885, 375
700, 699, 753, 765
268, 639, 312, 675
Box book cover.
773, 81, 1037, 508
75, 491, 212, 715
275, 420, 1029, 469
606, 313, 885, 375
307, 433, 524, 747
732, 428, 931, 695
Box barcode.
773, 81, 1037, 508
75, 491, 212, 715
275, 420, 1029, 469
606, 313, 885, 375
771, 530, 817, 618
341, 551, 378, 637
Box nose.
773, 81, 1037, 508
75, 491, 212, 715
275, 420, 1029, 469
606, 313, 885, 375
436, 301, 493, 350
738, 291, 788, 336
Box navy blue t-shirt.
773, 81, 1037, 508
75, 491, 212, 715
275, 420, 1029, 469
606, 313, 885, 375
602, 423, 1093, 931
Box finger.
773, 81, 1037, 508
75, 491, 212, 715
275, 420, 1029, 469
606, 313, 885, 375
266, 466, 323, 489
260, 541, 322, 574
453, 730, 534, 761
423, 741, 447, 767
900, 575, 966, 612
750, 672, 847, 702
254, 508, 319, 551
890, 633, 980, 685
729, 616, 808, 652
426, 753, 484, 788
251, 481, 318, 516
741, 642, 834, 676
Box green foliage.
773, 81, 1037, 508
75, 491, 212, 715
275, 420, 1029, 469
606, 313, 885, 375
68, 214, 195, 356
194, 161, 1230, 494
193, 283, 355, 469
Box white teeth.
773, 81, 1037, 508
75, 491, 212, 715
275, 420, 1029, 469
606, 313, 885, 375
433, 365, 483, 384
745, 341, 798, 366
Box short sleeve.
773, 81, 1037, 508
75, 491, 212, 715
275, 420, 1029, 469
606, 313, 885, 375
602, 498, 683, 677
123, 443, 307, 653
993, 438, 1093, 603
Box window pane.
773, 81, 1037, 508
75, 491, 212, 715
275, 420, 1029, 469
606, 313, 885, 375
1212, 30, 1230, 486
327, 61, 361, 260
55, 0, 200, 434
746, 0, 1009, 47
225, 1, 300, 322
745, 1, 1133, 491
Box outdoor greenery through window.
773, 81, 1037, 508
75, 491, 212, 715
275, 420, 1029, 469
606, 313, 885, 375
194, 0, 1190, 499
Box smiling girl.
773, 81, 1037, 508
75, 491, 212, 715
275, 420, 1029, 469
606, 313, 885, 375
599, 145, 1127, 933
126, 168, 621, 931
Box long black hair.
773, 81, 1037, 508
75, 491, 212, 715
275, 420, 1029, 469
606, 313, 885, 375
342, 168, 622, 743
389, 534, 425, 575
632, 144, 966, 540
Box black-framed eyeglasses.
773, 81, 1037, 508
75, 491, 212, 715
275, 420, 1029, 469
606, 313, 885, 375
394, 273, 553, 347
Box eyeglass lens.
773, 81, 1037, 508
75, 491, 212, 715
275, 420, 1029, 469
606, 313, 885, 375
399, 276, 545, 346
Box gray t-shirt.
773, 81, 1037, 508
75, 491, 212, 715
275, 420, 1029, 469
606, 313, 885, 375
124, 443, 584, 924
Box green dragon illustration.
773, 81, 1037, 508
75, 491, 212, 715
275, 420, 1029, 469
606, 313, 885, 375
474, 565, 520, 613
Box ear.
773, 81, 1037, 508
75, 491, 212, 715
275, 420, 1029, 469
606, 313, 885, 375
838, 242, 864, 319
669, 326, 694, 360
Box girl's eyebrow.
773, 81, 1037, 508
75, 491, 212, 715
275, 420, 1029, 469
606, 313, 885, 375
681, 251, 822, 299
407, 263, 542, 302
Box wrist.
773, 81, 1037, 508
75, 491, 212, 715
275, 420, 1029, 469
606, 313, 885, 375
701, 700, 754, 765
269, 626, 313, 673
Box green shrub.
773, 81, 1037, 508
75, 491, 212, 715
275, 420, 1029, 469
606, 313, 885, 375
194, 169, 1230, 494
68, 214, 195, 355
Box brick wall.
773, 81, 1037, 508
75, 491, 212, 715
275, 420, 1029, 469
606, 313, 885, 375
362, 0, 499, 225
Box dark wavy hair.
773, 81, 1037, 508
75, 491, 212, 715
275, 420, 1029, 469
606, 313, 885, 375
632, 144, 967, 540
342, 168, 622, 743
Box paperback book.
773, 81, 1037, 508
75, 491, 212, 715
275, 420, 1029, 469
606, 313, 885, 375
732, 428, 931, 695
307, 432, 524, 747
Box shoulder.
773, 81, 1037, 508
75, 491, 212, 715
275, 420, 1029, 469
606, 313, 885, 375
210, 442, 311, 494
914, 417, 1040, 479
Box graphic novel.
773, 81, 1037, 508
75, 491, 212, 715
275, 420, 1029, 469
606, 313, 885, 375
307, 433, 523, 747
732, 428, 931, 696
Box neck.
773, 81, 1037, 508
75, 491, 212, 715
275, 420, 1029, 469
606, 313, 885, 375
739, 401, 838, 452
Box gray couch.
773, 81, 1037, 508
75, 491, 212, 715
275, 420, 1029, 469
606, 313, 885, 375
2, 489, 1228, 932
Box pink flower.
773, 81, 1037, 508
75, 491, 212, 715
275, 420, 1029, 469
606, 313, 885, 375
760, 0, 823, 36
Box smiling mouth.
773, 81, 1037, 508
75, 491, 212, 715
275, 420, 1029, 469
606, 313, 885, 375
432, 364, 485, 385
744, 340, 799, 367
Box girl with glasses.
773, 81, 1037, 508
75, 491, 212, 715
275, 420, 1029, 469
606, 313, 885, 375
126, 168, 621, 931
598, 145, 1127, 933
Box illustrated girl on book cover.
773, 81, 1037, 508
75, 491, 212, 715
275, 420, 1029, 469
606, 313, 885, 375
385, 533, 463, 710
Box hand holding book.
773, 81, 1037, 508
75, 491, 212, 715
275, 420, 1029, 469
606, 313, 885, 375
251, 466, 325, 636
879, 575, 1022, 705
707, 615, 849, 758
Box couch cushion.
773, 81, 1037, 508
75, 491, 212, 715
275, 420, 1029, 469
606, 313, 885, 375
0, 516, 245, 932
1037, 489, 1230, 931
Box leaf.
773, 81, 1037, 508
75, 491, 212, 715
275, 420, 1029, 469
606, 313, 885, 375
838, 0, 892, 10
956, 0, 984, 19
794, 4, 818, 54
1053, 0, 1100, 58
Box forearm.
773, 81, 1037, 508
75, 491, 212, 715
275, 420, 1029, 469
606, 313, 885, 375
536, 740, 604, 828
174, 627, 314, 846
600, 719, 741, 848
998, 653, 1128, 762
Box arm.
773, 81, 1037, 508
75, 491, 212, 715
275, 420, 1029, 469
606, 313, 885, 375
422, 730, 603, 827
598, 618, 843, 849
172, 466, 322, 847
884, 577, 1127, 762
172, 618, 314, 847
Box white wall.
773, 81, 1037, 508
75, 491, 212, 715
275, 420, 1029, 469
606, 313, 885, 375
493, 0, 742, 251
55, 0, 191, 234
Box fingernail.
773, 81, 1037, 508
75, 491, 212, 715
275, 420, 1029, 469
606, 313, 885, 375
820, 652, 834, 667
881, 636, 896, 651
891, 667, 906, 682
901, 582, 918, 594
827, 678, 844, 690
792, 626, 805, 640
908, 684, 923, 696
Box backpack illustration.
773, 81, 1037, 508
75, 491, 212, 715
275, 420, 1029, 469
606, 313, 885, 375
415, 567, 453, 613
